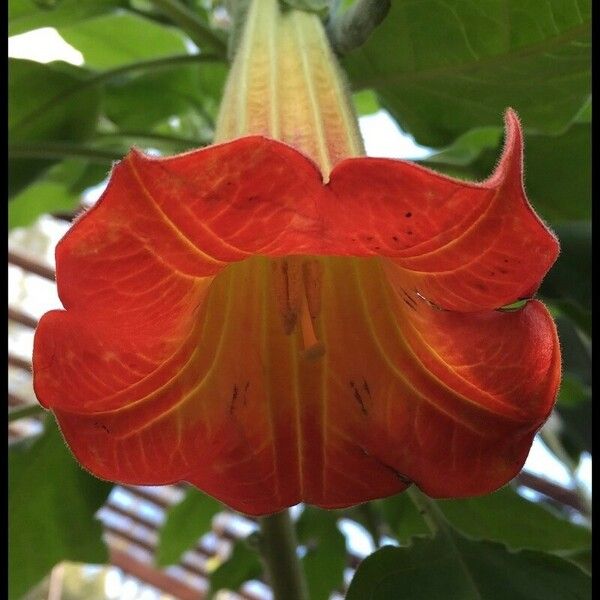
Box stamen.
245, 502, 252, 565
299, 290, 325, 360
273, 257, 324, 359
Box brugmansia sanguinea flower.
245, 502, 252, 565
33, 0, 560, 516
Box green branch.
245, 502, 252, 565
96, 130, 209, 148
10, 142, 123, 163
149, 0, 228, 57
257, 510, 309, 600
407, 486, 450, 536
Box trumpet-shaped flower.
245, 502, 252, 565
33, 0, 560, 515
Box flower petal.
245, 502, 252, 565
325, 110, 559, 311
35, 257, 560, 514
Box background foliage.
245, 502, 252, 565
8, 0, 591, 598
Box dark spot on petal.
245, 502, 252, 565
392, 236, 399, 242
405, 212, 412, 218
407, 230, 413, 235
94, 421, 111, 434
230, 384, 239, 414
363, 379, 372, 399
349, 381, 367, 414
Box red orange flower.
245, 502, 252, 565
33, 0, 560, 516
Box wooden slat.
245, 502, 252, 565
8, 353, 31, 372
8, 250, 55, 281
109, 547, 202, 600
8, 306, 38, 329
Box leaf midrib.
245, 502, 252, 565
351, 22, 589, 89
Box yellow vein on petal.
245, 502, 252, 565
126, 158, 229, 269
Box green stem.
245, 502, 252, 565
85, 52, 222, 86
407, 486, 449, 536
95, 130, 209, 147
356, 502, 383, 548
10, 142, 123, 163
148, 0, 227, 57
257, 510, 309, 600
9, 403, 46, 423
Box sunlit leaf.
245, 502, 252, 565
9, 420, 111, 600
346, 532, 591, 599
156, 487, 222, 566
344, 0, 591, 146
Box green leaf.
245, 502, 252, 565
9, 59, 102, 197
378, 493, 430, 544
155, 487, 222, 566
296, 507, 346, 600
524, 124, 591, 223
346, 534, 591, 600
9, 160, 108, 229
425, 126, 502, 168
207, 539, 262, 599
9, 0, 123, 36
353, 89, 380, 116
9, 419, 112, 600
437, 487, 590, 553
423, 122, 591, 225
380, 486, 590, 553
59, 12, 189, 69
343, 0, 591, 147
104, 61, 226, 132
540, 222, 591, 333
552, 317, 591, 458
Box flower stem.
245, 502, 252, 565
148, 0, 227, 57
407, 486, 448, 536
10, 143, 123, 163
257, 510, 309, 600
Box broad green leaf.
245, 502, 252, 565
9, 160, 108, 229
437, 487, 590, 553
552, 317, 591, 458
557, 375, 591, 409
9, 0, 123, 36
343, 0, 591, 147
104, 62, 226, 132
423, 123, 591, 225
524, 124, 591, 223
380, 486, 590, 553
425, 127, 502, 168
59, 12, 188, 69
378, 494, 430, 544
155, 488, 222, 566
540, 222, 591, 333
297, 507, 346, 600
9, 58, 101, 197
9, 419, 112, 600
207, 539, 262, 599
346, 534, 590, 600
